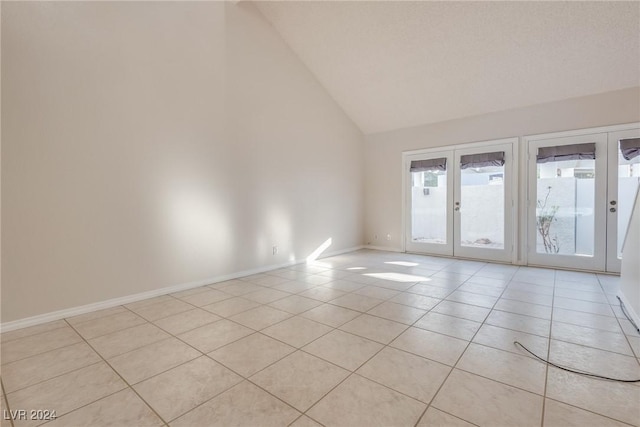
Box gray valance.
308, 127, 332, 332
536, 143, 595, 163
460, 152, 505, 169
620, 138, 640, 161
410, 158, 447, 172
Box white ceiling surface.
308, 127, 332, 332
254, 1, 640, 135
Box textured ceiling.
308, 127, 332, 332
254, 1, 640, 135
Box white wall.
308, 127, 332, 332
1, 2, 363, 323
365, 87, 640, 252
619, 186, 640, 325
225, 3, 363, 271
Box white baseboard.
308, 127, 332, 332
365, 245, 404, 253
1, 245, 364, 333
617, 290, 640, 330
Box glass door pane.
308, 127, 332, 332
411, 168, 448, 245
535, 158, 595, 256
527, 133, 607, 271
606, 128, 640, 273
616, 142, 640, 256
405, 151, 453, 256
460, 164, 505, 249
617, 141, 640, 254
454, 141, 515, 263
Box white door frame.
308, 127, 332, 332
404, 150, 454, 256
606, 128, 640, 273
400, 123, 640, 272
526, 133, 608, 271
453, 141, 516, 263
402, 137, 518, 264
522, 123, 640, 272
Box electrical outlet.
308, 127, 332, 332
386, 234, 391, 241
272, 245, 278, 255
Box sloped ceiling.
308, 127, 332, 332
254, 1, 640, 135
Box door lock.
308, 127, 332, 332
610, 200, 617, 206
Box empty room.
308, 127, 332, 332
2, 1, 640, 426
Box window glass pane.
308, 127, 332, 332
460, 164, 504, 249
536, 158, 595, 256
618, 143, 640, 258
411, 168, 447, 244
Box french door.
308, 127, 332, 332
527, 134, 608, 271
405, 139, 515, 263
607, 129, 640, 272
404, 125, 639, 273
527, 128, 640, 273
405, 150, 453, 256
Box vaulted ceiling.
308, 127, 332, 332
254, 1, 640, 135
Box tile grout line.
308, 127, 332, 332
34, 388, 133, 427
112, 288, 345, 424
338, 262, 632, 426
101, 285, 346, 389
540, 269, 557, 427
448, 364, 545, 398
3, 254, 631, 426
493, 270, 633, 425
82, 285, 296, 357
546, 332, 637, 358
4, 361, 108, 397
168, 377, 302, 426
543, 396, 638, 427
232, 299, 407, 418
421, 408, 483, 427
412, 263, 518, 427
0, 335, 94, 371
88, 317, 301, 425
148, 320, 333, 425
192, 267, 410, 423
1, 379, 15, 427
36, 293, 239, 349
62, 319, 171, 427
544, 270, 640, 426
4, 276, 615, 371
298, 265, 491, 425
291, 268, 473, 422
66, 306, 132, 326
0, 338, 86, 369
214, 282, 636, 424
599, 274, 640, 360
298, 329, 411, 421
66, 312, 150, 342
0, 323, 69, 345
474, 296, 637, 357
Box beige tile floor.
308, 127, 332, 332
1, 250, 640, 426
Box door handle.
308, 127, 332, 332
610, 200, 617, 206
454, 207, 460, 212
610, 207, 616, 213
